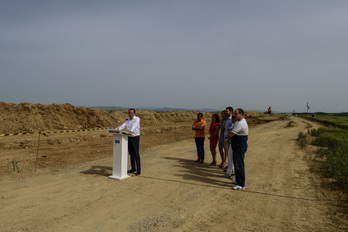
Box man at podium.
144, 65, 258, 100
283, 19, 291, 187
116, 108, 141, 175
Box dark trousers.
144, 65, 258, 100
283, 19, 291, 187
195, 137, 205, 160
231, 136, 248, 187
128, 137, 141, 171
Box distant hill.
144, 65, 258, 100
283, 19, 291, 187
85, 106, 289, 113
295, 112, 348, 116
249, 109, 285, 114
145, 107, 220, 112
86, 106, 125, 111
84, 106, 220, 112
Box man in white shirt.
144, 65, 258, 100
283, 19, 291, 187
228, 108, 248, 190
116, 108, 141, 175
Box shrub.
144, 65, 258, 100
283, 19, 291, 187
297, 132, 308, 149
286, 121, 294, 127
311, 127, 348, 191
320, 145, 348, 189
8, 159, 25, 172
310, 129, 319, 137
306, 123, 313, 128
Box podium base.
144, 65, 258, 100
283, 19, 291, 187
108, 175, 131, 180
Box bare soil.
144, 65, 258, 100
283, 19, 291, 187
0, 103, 347, 231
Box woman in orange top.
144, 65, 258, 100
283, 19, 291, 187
208, 114, 220, 165
192, 112, 206, 164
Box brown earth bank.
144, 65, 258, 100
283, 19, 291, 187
0, 102, 274, 174
0, 103, 347, 231
0, 102, 269, 134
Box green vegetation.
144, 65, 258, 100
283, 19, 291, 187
286, 121, 294, 127
300, 114, 348, 191
297, 112, 348, 117
175, 136, 181, 142
306, 123, 313, 129
310, 127, 348, 191
303, 115, 348, 130
8, 159, 26, 172
297, 132, 308, 149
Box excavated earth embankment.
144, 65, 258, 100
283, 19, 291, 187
0, 102, 274, 174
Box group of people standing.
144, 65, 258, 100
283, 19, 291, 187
116, 107, 248, 190
192, 107, 249, 190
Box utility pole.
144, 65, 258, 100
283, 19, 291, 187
307, 102, 310, 128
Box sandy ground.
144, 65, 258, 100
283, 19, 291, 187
0, 117, 347, 231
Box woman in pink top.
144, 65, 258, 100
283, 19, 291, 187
208, 114, 221, 165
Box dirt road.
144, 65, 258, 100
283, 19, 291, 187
0, 117, 346, 231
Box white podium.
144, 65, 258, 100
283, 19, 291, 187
107, 129, 131, 180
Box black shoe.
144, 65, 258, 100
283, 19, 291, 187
136, 171, 141, 176
194, 159, 200, 162
127, 169, 136, 173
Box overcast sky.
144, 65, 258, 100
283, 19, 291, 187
1, 1, 347, 112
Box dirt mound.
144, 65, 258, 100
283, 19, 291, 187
0, 102, 119, 134
0, 102, 207, 134
0, 102, 274, 135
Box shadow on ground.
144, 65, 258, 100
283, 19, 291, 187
80, 166, 112, 176
157, 156, 344, 202
163, 156, 231, 187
